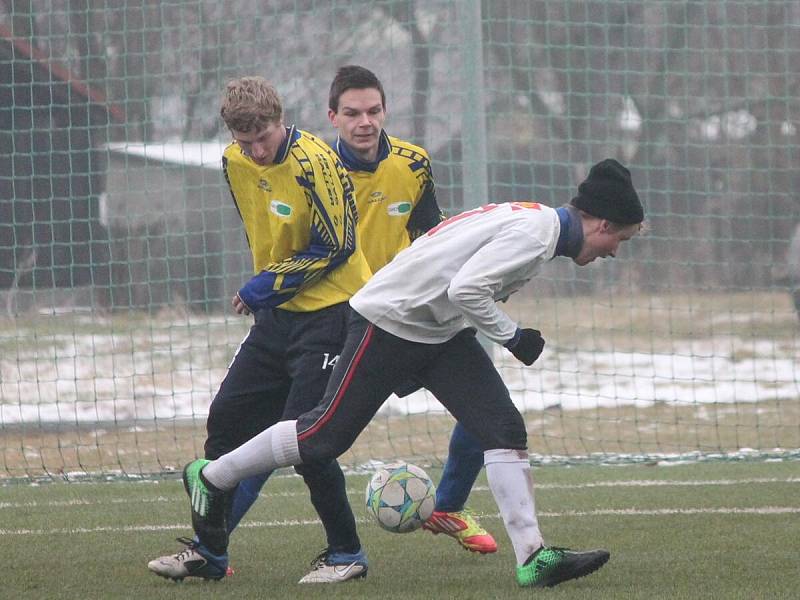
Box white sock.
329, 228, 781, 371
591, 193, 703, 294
203, 420, 300, 491
484, 448, 544, 565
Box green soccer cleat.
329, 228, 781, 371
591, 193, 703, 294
516, 546, 610, 588
182, 459, 231, 557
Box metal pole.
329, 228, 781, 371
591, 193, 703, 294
458, 1, 494, 355
459, 0, 488, 210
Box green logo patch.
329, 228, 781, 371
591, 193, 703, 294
270, 200, 292, 217
388, 202, 412, 216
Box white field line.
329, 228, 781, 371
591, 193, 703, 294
1, 507, 799, 536
0, 476, 798, 537
525, 476, 800, 489
1, 476, 798, 511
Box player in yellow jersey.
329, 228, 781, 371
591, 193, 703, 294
148, 77, 371, 583
224, 66, 498, 565
328, 66, 497, 554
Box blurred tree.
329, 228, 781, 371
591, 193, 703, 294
479, 0, 800, 289
2, 0, 798, 289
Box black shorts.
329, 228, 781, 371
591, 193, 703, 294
296, 311, 528, 463
204, 302, 350, 459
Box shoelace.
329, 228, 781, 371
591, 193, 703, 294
434, 508, 480, 530
437, 507, 479, 521
456, 507, 484, 525
171, 536, 200, 561
307, 549, 331, 569
533, 546, 570, 566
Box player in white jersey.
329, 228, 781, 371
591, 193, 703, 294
181, 158, 644, 588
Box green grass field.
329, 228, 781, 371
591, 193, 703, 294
2, 460, 798, 599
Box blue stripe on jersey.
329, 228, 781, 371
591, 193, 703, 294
273, 126, 300, 164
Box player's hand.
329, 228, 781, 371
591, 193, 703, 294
504, 328, 545, 366
232, 293, 252, 315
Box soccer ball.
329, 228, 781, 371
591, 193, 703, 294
365, 463, 436, 533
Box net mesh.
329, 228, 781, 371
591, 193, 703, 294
1, 1, 799, 480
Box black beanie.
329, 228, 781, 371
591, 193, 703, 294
570, 159, 644, 225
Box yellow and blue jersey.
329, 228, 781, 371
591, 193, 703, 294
335, 131, 443, 273
223, 126, 371, 312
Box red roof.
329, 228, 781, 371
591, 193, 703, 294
0, 23, 125, 123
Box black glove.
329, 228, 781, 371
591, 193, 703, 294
504, 328, 545, 366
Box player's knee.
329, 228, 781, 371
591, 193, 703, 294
205, 395, 234, 436
294, 459, 342, 482
298, 444, 331, 464
298, 437, 348, 464
481, 414, 527, 450
204, 407, 237, 459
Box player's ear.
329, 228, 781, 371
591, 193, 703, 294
327, 108, 337, 126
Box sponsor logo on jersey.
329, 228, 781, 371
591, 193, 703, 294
270, 200, 292, 217
258, 178, 272, 192
387, 201, 412, 216
368, 191, 386, 204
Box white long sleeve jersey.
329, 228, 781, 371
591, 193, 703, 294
350, 201, 560, 344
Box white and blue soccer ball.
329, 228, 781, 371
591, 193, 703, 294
365, 463, 436, 533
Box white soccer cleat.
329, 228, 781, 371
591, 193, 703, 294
147, 537, 227, 581
297, 549, 368, 583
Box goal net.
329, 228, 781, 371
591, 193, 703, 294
1, 1, 799, 480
